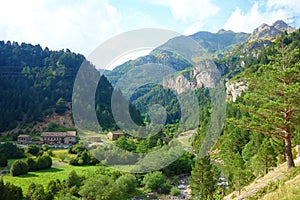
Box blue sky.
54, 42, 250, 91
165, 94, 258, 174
0, 0, 299, 56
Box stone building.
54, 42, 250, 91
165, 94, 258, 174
40, 131, 76, 145
107, 131, 125, 140
17, 134, 32, 145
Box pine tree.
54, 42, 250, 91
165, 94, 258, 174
190, 155, 219, 199
256, 138, 277, 175
231, 153, 250, 194
229, 40, 300, 170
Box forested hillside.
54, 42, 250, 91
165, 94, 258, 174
0, 41, 142, 133
0, 42, 84, 131
189, 28, 300, 199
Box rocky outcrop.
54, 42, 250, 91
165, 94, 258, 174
163, 60, 220, 94
244, 20, 295, 53
249, 20, 294, 42
226, 81, 248, 102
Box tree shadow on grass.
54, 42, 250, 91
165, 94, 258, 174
19, 167, 64, 178
35, 167, 64, 173
19, 173, 39, 178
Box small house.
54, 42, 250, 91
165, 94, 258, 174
107, 131, 125, 140
17, 134, 32, 145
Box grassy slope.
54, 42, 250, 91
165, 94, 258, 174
262, 173, 300, 200
225, 156, 300, 200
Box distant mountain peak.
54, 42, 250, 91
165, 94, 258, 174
273, 20, 290, 30
217, 29, 234, 34
250, 20, 294, 42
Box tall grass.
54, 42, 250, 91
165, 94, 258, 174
262, 174, 300, 200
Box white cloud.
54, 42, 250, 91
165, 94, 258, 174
183, 21, 204, 35
267, 0, 300, 11
149, 0, 220, 22
223, 1, 291, 33
0, 0, 122, 55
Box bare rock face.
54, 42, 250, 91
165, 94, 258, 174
226, 81, 248, 102
162, 60, 220, 94
244, 20, 295, 54
163, 74, 194, 94
249, 20, 294, 42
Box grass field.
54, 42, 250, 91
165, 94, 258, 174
3, 164, 100, 194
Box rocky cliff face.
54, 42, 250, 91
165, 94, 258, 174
244, 20, 295, 53
249, 20, 294, 42
162, 60, 220, 94
226, 81, 248, 102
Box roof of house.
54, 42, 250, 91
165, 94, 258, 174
41, 131, 76, 137
107, 131, 125, 135
18, 134, 31, 138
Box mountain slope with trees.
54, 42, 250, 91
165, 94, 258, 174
191, 26, 300, 199
0, 42, 142, 133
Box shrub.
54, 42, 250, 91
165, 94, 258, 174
0, 143, 25, 159
115, 174, 137, 194
26, 158, 37, 171
36, 155, 52, 170
142, 171, 169, 193
10, 160, 28, 176
0, 178, 23, 200
161, 181, 172, 194
69, 144, 86, 154
170, 187, 181, 196
69, 158, 80, 166
26, 145, 40, 156
69, 151, 98, 166
26, 183, 47, 200
66, 170, 82, 188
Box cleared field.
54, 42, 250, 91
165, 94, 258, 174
3, 163, 100, 194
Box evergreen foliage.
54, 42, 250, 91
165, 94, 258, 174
190, 155, 220, 199
228, 36, 300, 169
142, 171, 170, 194
0, 41, 142, 132
0, 177, 23, 200
0, 143, 25, 159
10, 160, 28, 176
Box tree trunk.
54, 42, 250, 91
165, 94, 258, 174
265, 158, 269, 175
285, 136, 295, 169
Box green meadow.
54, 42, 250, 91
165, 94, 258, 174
3, 164, 100, 194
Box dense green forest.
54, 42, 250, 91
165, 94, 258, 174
0, 42, 84, 131
0, 41, 142, 133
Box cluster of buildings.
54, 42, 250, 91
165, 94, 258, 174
17, 130, 126, 146
17, 131, 77, 145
